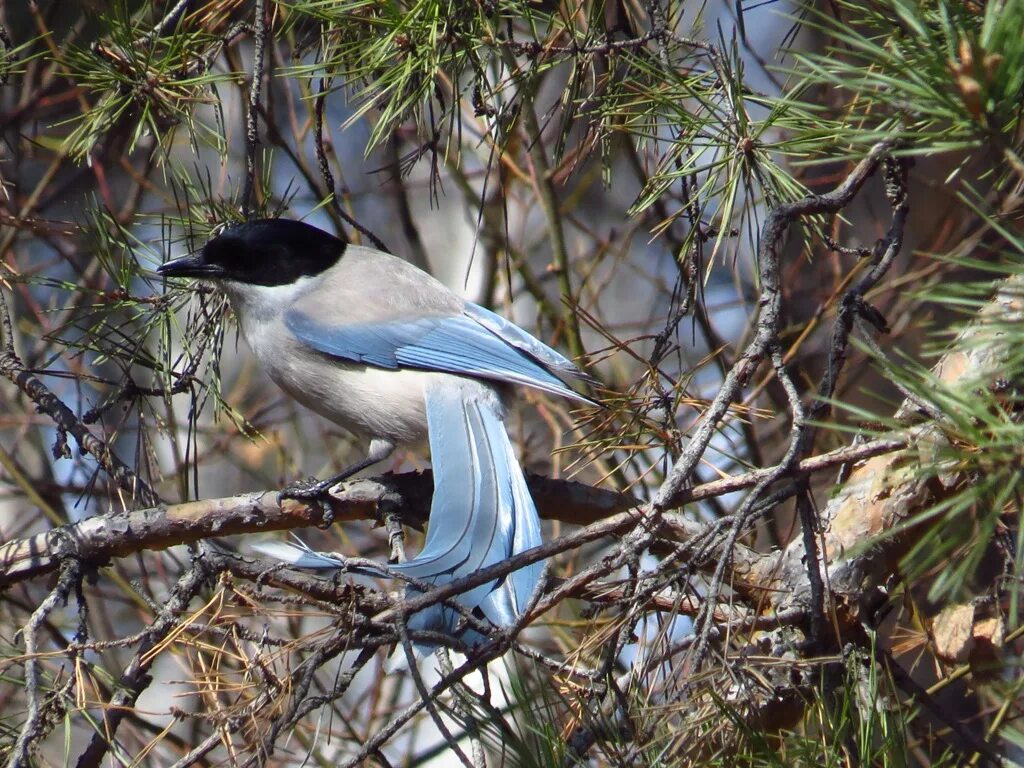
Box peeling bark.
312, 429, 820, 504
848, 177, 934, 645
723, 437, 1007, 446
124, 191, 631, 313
756, 275, 1024, 629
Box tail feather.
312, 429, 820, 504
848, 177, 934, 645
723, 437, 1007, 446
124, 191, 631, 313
253, 380, 545, 645
504, 431, 545, 612
394, 382, 541, 637
390, 385, 486, 577
251, 539, 347, 569
476, 410, 544, 628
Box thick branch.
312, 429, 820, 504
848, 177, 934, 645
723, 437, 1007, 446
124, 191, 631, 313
0, 473, 631, 587
0, 437, 903, 589
756, 273, 1024, 626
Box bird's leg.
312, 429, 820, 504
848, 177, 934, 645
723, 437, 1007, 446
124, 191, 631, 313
278, 439, 395, 524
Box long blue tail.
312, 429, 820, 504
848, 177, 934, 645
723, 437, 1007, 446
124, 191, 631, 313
390, 381, 544, 639
252, 381, 545, 647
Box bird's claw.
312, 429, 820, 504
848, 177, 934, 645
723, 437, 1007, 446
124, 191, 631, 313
280, 475, 334, 498
278, 476, 336, 527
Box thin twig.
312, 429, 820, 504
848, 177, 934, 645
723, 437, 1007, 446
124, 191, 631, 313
241, 0, 268, 218
74, 558, 211, 768
668, 141, 897, 669
313, 75, 388, 251
0, 339, 159, 507
653, 139, 896, 513
7, 560, 82, 768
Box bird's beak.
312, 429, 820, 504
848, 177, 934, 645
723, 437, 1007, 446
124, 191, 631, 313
157, 253, 224, 279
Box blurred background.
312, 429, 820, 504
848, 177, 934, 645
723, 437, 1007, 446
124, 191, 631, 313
1, 0, 1023, 765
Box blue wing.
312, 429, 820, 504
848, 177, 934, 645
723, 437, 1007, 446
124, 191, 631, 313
285, 302, 592, 404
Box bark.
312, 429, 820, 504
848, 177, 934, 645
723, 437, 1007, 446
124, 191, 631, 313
754, 274, 1024, 629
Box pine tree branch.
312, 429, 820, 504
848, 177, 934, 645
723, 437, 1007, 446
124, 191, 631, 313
757, 271, 1024, 626
0, 291, 159, 508
0, 435, 904, 590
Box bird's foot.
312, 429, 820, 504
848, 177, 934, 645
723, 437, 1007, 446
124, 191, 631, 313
278, 476, 337, 527
280, 475, 338, 499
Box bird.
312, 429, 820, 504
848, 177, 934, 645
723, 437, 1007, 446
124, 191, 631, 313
157, 218, 593, 640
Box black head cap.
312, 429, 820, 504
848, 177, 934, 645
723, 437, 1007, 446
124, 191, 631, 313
158, 219, 347, 286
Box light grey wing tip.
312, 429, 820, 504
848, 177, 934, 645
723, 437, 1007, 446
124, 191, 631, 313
560, 380, 602, 408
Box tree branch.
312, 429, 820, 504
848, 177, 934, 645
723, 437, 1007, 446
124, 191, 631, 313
757, 273, 1024, 627
0, 289, 159, 507
0, 435, 904, 589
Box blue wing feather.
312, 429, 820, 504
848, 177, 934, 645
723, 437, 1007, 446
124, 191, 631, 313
285, 306, 591, 403
463, 302, 585, 382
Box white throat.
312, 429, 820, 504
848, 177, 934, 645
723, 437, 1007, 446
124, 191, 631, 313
220, 276, 315, 325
